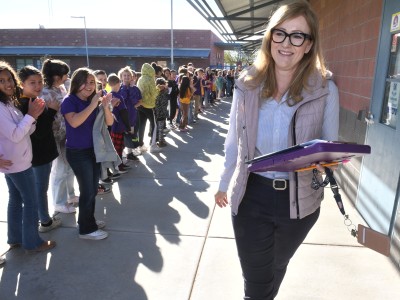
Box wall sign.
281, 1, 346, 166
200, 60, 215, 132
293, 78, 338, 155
391, 12, 400, 32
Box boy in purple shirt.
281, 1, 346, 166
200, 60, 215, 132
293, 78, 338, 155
117, 67, 142, 160
108, 74, 132, 173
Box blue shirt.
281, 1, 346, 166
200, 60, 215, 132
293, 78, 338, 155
61, 94, 98, 149
111, 91, 128, 133
119, 85, 141, 125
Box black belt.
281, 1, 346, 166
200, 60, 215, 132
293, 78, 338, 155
248, 173, 289, 191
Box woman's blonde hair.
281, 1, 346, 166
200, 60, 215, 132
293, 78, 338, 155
245, 0, 326, 105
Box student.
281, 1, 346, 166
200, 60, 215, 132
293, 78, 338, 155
154, 77, 169, 147
61, 68, 113, 240
0, 61, 56, 252
94, 70, 120, 188
193, 68, 204, 121
41, 59, 78, 214
136, 63, 159, 153
167, 69, 179, 128
214, 1, 339, 298
17, 66, 61, 232
108, 73, 132, 167
216, 70, 225, 100
178, 76, 193, 132
118, 66, 142, 161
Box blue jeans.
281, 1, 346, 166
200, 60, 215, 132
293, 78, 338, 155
232, 173, 320, 299
66, 148, 99, 235
32, 162, 52, 224
188, 100, 194, 124
5, 168, 44, 250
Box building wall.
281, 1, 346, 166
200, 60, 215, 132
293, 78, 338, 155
0, 29, 220, 73
310, 0, 384, 203
0, 28, 215, 49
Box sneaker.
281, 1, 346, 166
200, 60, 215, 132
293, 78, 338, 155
26, 241, 56, 253
97, 184, 111, 195
162, 128, 170, 133
149, 144, 161, 153
126, 153, 139, 161
157, 141, 167, 147
121, 163, 131, 169
54, 204, 76, 214
96, 220, 106, 229
140, 145, 148, 152
79, 229, 108, 240
117, 165, 128, 174
99, 177, 113, 185
109, 172, 121, 180
179, 128, 189, 132
67, 195, 79, 205
39, 217, 62, 233
133, 147, 142, 156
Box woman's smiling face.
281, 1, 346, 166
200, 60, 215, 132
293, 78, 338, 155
271, 15, 313, 74
0, 70, 16, 98
77, 74, 96, 100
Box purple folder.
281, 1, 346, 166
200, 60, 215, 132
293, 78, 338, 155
247, 140, 371, 172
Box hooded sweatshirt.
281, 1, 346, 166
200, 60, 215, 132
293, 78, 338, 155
137, 63, 157, 109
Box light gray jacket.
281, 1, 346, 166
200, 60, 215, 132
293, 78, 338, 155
93, 106, 121, 168
219, 70, 339, 219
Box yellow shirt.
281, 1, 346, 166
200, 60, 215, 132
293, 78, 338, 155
180, 89, 192, 104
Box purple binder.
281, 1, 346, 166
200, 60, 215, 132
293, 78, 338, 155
247, 140, 371, 172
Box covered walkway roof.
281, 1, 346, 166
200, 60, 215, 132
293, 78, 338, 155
187, 0, 295, 53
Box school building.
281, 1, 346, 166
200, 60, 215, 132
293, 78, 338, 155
311, 0, 400, 269
0, 28, 225, 73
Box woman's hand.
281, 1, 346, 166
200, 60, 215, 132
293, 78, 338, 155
215, 191, 228, 208
27, 97, 45, 120
0, 155, 13, 170
101, 93, 113, 108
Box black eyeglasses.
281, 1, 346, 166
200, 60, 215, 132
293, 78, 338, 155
271, 28, 312, 47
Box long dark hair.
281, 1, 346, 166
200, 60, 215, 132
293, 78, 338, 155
69, 67, 96, 100
179, 76, 191, 99
41, 59, 70, 88
0, 61, 21, 104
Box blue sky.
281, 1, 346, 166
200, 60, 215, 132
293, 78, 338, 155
0, 0, 218, 31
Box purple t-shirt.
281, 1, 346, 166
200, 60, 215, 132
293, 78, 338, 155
119, 85, 142, 125
61, 94, 98, 149
111, 91, 128, 133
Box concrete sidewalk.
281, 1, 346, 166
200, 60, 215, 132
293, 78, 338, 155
0, 98, 399, 300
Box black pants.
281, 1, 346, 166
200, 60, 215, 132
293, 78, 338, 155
137, 106, 155, 146
169, 96, 178, 123
232, 173, 320, 300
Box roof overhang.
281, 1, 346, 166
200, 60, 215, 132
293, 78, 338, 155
187, 0, 296, 53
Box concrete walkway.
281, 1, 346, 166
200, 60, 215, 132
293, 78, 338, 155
0, 98, 399, 300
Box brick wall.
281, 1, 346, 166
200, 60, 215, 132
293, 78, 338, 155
310, 0, 384, 202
